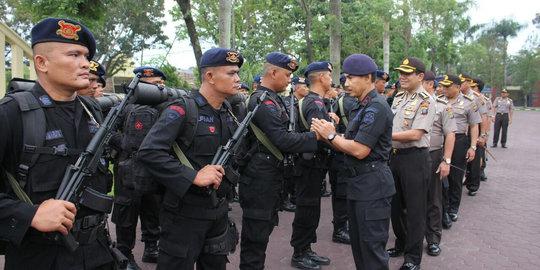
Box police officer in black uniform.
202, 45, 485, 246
0, 17, 114, 270
137, 48, 244, 269
312, 53, 395, 270
111, 67, 166, 269
239, 52, 320, 270
78, 59, 106, 97
291, 61, 337, 270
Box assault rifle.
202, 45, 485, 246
53, 74, 142, 251
208, 91, 269, 207
283, 84, 296, 168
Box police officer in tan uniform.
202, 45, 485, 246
492, 89, 514, 148
386, 57, 435, 270
472, 78, 491, 181
423, 71, 457, 257
439, 75, 482, 224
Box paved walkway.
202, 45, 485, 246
2, 110, 539, 269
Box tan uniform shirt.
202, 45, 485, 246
493, 97, 514, 114
468, 91, 488, 116
391, 86, 436, 148
484, 96, 493, 118
429, 95, 457, 150
445, 93, 482, 134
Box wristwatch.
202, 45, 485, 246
443, 158, 451, 165
328, 133, 338, 143
470, 145, 477, 151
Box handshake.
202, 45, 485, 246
311, 113, 339, 142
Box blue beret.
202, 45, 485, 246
376, 70, 389, 81
240, 83, 250, 90
343, 54, 378, 76
200, 47, 244, 68
385, 83, 393, 89
292, 77, 309, 85
89, 60, 106, 76
98, 76, 106, 87
253, 75, 263, 84
339, 74, 346, 85
133, 66, 167, 80
265, 52, 298, 72
31, 18, 96, 60
304, 61, 333, 77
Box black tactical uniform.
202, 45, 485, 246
0, 84, 114, 270
328, 92, 356, 244
239, 87, 318, 270
137, 91, 236, 269
291, 91, 331, 251
344, 89, 395, 270
111, 103, 160, 264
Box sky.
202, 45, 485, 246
139, 0, 540, 70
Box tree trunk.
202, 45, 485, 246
329, 0, 341, 83
503, 37, 508, 87
218, 0, 232, 48
298, 0, 314, 63
176, 0, 203, 75
383, 20, 390, 73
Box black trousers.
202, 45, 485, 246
426, 149, 443, 244
112, 192, 161, 255
328, 156, 348, 229
290, 165, 326, 250
348, 196, 392, 270
389, 147, 431, 265
466, 146, 484, 192
447, 134, 469, 215
157, 200, 229, 270
239, 154, 283, 270
493, 113, 509, 145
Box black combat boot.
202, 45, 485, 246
282, 196, 296, 212
332, 222, 350, 244
306, 247, 330, 265
291, 247, 321, 270
142, 241, 159, 263
321, 180, 331, 197
126, 253, 142, 270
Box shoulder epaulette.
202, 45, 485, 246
463, 94, 474, 101
419, 92, 429, 99
473, 91, 480, 97
436, 97, 448, 104
437, 94, 445, 99
395, 91, 405, 98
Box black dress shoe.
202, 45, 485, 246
142, 241, 159, 263
491, 144, 497, 148
321, 190, 332, 197
448, 213, 458, 222
291, 250, 321, 270
501, 144, 507, 148
427, 243, 441, 256
332, 227, 351, 244
127, 253, 142, 270
468, 190, 477, 196
399, 262, 421, 270
442, 213, 453, 229
306, 248, 330, 265
387, 247, 403, 257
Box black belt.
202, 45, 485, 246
344, 160, 387, 177
71, 214, 107, 244
497, 112, 509, 115
183, 192, 226, 208
391, 147, 427, 155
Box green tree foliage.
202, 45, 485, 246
507, 36, 540, 105
2, 0, 168, 76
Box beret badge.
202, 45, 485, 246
89, 61, 99, 72
225, 51, 240, 63
143, 69, 154, 77
288, 60, 298, 70
56, 20, 81, 40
